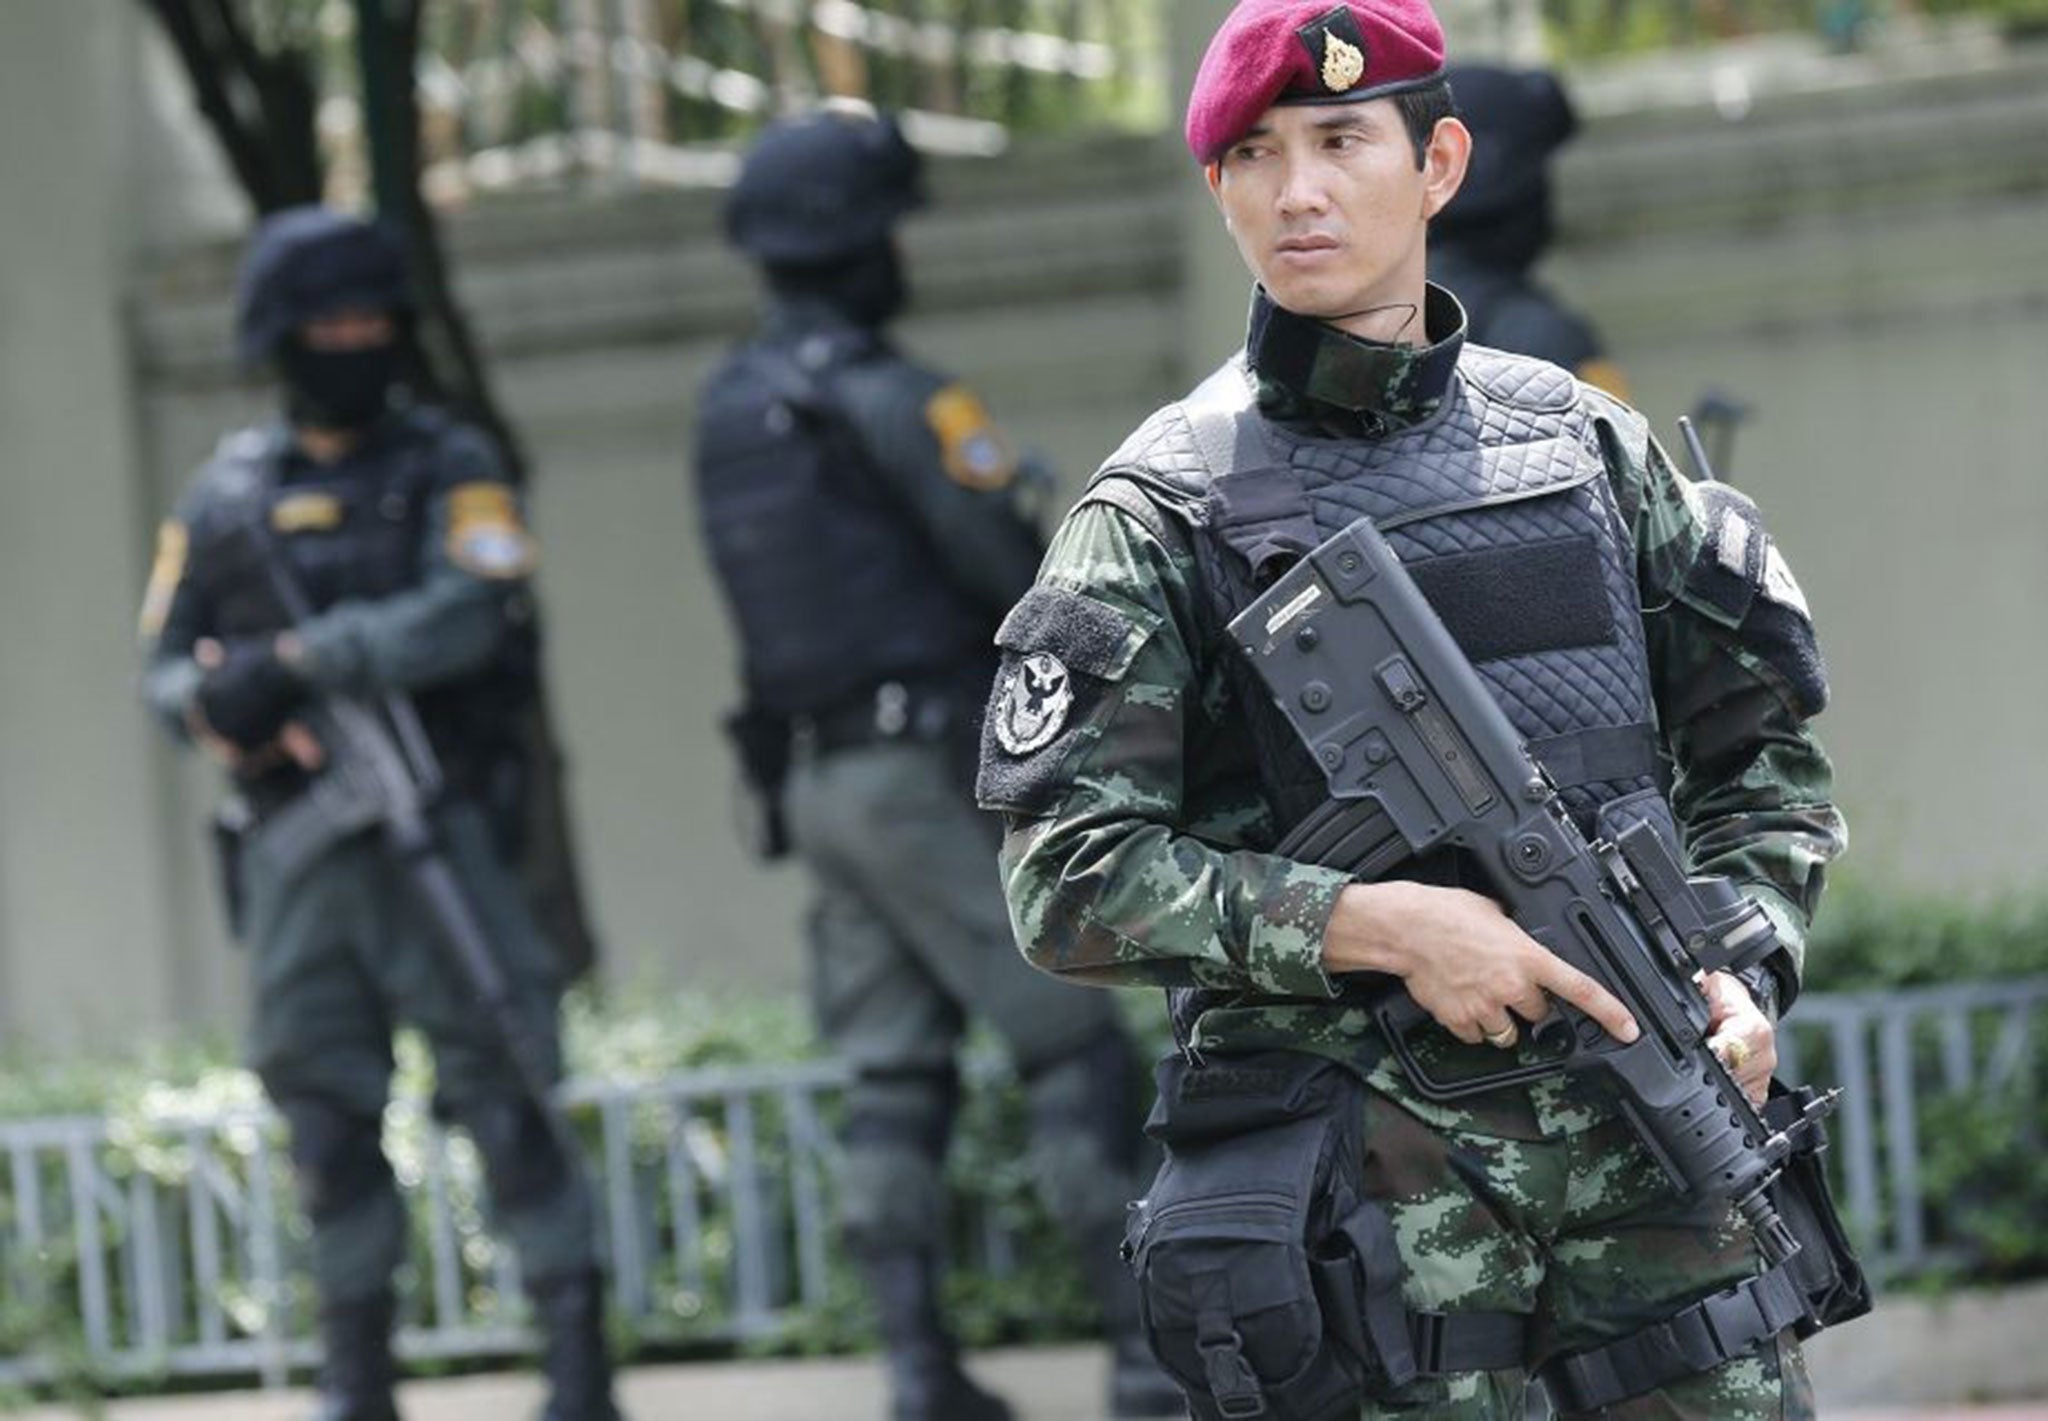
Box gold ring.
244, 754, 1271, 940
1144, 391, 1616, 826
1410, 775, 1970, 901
1483, 1024, 1518, 1050
1722, 1038, 1751, 1073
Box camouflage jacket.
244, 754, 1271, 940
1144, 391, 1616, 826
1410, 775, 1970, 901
977, 295, 1844, 1130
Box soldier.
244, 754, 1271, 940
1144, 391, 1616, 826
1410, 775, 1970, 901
1430, 63, 1631, 398
692, 108, 1181, 1421
137, 207, 623, 1421
979, 1, 1842, 1417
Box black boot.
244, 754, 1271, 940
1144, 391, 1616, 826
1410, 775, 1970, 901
529, 1269, 624, 1421
860, 1248, 1014, 1421
308, 1290, 401, 1421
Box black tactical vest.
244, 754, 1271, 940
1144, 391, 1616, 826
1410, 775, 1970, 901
694, 328, 991, 718
1102, 347, 1667, 843
183, 409, 534, 782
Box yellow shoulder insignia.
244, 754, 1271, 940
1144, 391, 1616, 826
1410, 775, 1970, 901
271, 490, 347, 534
445, 481, 537, 580
925, 384, 1018, 491
137, 519, 188, 641
1577, 358, 1633, 403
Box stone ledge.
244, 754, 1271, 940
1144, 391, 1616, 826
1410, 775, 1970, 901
1808, 1280, 2048, 1408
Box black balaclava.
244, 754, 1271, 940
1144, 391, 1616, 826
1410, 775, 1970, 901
276, 336, 401, 430
765, 239, 908, 330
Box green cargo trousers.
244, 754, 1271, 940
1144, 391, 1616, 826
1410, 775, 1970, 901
1354, 1077, 1815, 1420
784, 738, 1147, 1251
239, 800, 600, 1304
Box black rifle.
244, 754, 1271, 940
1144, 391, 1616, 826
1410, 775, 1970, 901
226, 514, 572, 1142
1228, 514, 1833, 1269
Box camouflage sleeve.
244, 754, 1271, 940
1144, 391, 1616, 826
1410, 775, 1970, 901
834, 361, 1046, 615
292, 425, 532, 696
1614, 417, 1846, 1002
979, 496, 1350, 996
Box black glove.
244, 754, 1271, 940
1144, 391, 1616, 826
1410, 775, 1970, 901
196, 641, 309, 750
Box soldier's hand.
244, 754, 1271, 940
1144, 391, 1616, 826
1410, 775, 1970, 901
188, 639, 254, 768
1323, 881, 1640, 1048
196, 636, 309, 750
1702, 970, 1774, 1105
187, 639, 317, 771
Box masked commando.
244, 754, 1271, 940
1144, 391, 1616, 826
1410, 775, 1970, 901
138, 208, 623, 1421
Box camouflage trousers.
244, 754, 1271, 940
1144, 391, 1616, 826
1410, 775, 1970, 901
1359, 1081, 1814, 1420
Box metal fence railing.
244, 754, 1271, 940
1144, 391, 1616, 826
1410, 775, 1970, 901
0, 1060, 855, 1389
350, 0, 1169, 200
1778, 977, 2048, 1278
2, 979, 2041, 1389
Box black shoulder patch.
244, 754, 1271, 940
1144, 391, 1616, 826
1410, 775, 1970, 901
977, 586, 1159, 816
995, 586, 1151, 680
1684, 484, 1828, 717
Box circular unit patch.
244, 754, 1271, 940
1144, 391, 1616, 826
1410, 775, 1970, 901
993, 652, 1074, 756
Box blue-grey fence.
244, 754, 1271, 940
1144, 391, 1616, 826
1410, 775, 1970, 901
2, 978, 2042, 1388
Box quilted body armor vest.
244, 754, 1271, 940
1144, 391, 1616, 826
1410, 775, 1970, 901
1098, 347, 1671, 1020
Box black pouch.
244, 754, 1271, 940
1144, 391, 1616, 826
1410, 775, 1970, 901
721, 704, 793, 861
1126, 1050, 1410, 1421
1762, 1083, 1872, 1335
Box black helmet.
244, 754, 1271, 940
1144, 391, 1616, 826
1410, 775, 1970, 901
725, 109, 925, 264
234, 206, 412, 367
1438, 66, 1578, 271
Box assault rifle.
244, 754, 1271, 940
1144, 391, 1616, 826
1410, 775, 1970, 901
1228, 514, 1830, 1269
224, 514, 570, 1138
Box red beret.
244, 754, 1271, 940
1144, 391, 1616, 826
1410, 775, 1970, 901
1186, 1, 1448, 164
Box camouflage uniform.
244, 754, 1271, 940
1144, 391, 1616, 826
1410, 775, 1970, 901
979, 287, 1843, 1419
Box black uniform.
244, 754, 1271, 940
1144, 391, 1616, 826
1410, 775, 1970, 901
694, 109, 1182, 1421
138, 207, 619, 1421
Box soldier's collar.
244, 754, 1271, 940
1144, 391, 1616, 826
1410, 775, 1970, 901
765, 293, 887, 340
1246, 283, 1467, 435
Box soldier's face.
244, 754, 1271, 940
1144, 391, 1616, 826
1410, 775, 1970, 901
1210, 101, 1468, 338
299, 308, 397, 352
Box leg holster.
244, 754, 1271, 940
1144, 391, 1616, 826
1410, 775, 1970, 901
1539, 1082, 1872, 1414
1123, 1051, 1526, 1421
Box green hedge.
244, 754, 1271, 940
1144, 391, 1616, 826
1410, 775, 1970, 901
1802, 877, 2048, 993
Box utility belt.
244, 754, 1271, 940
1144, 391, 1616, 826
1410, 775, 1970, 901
1124, 1051, 1870, 1420
792, 673, 974, 757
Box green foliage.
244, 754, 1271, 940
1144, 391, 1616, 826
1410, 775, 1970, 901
1915, 0, 2048, 34
1787, 875, 2048, 1285
1541, 0, 2048, 60
1802, 875, 2048, 992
